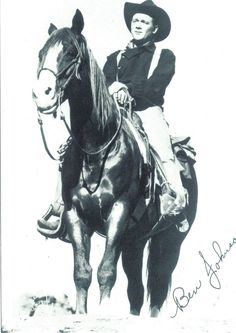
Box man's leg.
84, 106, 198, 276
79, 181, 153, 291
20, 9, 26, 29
138, 106, 187, 219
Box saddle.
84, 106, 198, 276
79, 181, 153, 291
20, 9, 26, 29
124, 110, 196, 183
122, 110, 196, 224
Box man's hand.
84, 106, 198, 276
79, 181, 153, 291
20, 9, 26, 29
108, 81, 132, 106
114, 88, 129, 105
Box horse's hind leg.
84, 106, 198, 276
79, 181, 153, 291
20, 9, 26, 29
64, 208, 93, 314
147, 227, 185, 317
122, 240, 146, 315
147, 166, 198, 316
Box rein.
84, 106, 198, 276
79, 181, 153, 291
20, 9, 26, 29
37, 94, 123, 163
77, 104, 123, 156
37, 100, 73, 165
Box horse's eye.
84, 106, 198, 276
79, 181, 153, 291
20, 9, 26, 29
67, 50, 76, 57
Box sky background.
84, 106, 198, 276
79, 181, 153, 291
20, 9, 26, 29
1, 0, 236, 329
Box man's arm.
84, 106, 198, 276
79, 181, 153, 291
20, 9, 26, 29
126, 49, 176, 106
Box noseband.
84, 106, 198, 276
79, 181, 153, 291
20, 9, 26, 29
38, 53, 81, 99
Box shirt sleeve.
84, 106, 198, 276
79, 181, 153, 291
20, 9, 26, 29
126, 49, 176, 106
103, 51, 120, 86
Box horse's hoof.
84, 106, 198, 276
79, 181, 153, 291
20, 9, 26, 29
130, 309, 140, 316
150, 306, 160, 318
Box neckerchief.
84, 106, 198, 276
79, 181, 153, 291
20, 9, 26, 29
126, 39, 155, 50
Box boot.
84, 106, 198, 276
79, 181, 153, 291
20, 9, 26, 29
160, 159, 189, 232
37, 202, 64, 231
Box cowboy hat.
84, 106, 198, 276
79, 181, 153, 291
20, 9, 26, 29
124, 0, 171, 42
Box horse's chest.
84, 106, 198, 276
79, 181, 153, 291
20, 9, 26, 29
79, 152, 125, 197
71, 178, 115, 223
70, 143, 138, 222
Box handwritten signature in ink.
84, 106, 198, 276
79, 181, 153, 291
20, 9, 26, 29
170, 237, 236, 318
199, 238, 236, 289
171, 280, 202, 318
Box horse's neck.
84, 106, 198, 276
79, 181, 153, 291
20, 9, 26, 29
68, 79, 119, 152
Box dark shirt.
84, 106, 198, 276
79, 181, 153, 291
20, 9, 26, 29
103, 44, 175, 111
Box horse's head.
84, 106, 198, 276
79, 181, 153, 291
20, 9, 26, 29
32, 9, 86, 114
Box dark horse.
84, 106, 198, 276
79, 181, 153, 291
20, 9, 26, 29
32, 9, 197, 317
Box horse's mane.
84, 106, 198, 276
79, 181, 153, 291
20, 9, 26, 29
86, 46, 117, 133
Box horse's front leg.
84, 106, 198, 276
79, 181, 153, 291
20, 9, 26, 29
63, 207, 93, 314
97, 199, 129, 308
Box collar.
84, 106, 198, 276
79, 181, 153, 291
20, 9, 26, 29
127, 39, 155, 50
123, 41, 155, 59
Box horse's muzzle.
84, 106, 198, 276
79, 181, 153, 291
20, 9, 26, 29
32, 69, 59, 113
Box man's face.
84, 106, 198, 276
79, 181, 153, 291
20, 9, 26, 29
131, 13, 158, 42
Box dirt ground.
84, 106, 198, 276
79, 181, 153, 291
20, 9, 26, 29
2, 310, 236, 333
2, 227, 236, 333
2, 266, 236, 333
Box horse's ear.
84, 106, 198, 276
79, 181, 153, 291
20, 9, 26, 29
48, 23, 57, 35
71, 9, 84, 35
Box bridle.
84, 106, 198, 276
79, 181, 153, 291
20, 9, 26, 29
37, 30, 83, 106
36, 30, 123, 163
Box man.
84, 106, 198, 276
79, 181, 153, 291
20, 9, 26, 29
103, 0, 186, 213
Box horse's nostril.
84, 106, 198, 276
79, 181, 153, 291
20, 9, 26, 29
45, 87, 52, 95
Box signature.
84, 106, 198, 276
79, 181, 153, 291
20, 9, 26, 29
171, 280, 202, 318
199, 238, 236, 289
170, 237, 236, 318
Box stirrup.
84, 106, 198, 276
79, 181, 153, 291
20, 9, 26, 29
160, 183, 185, 216
160, 184, 189, 233
176, 215, 189, 233
37, 204, 64, 238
